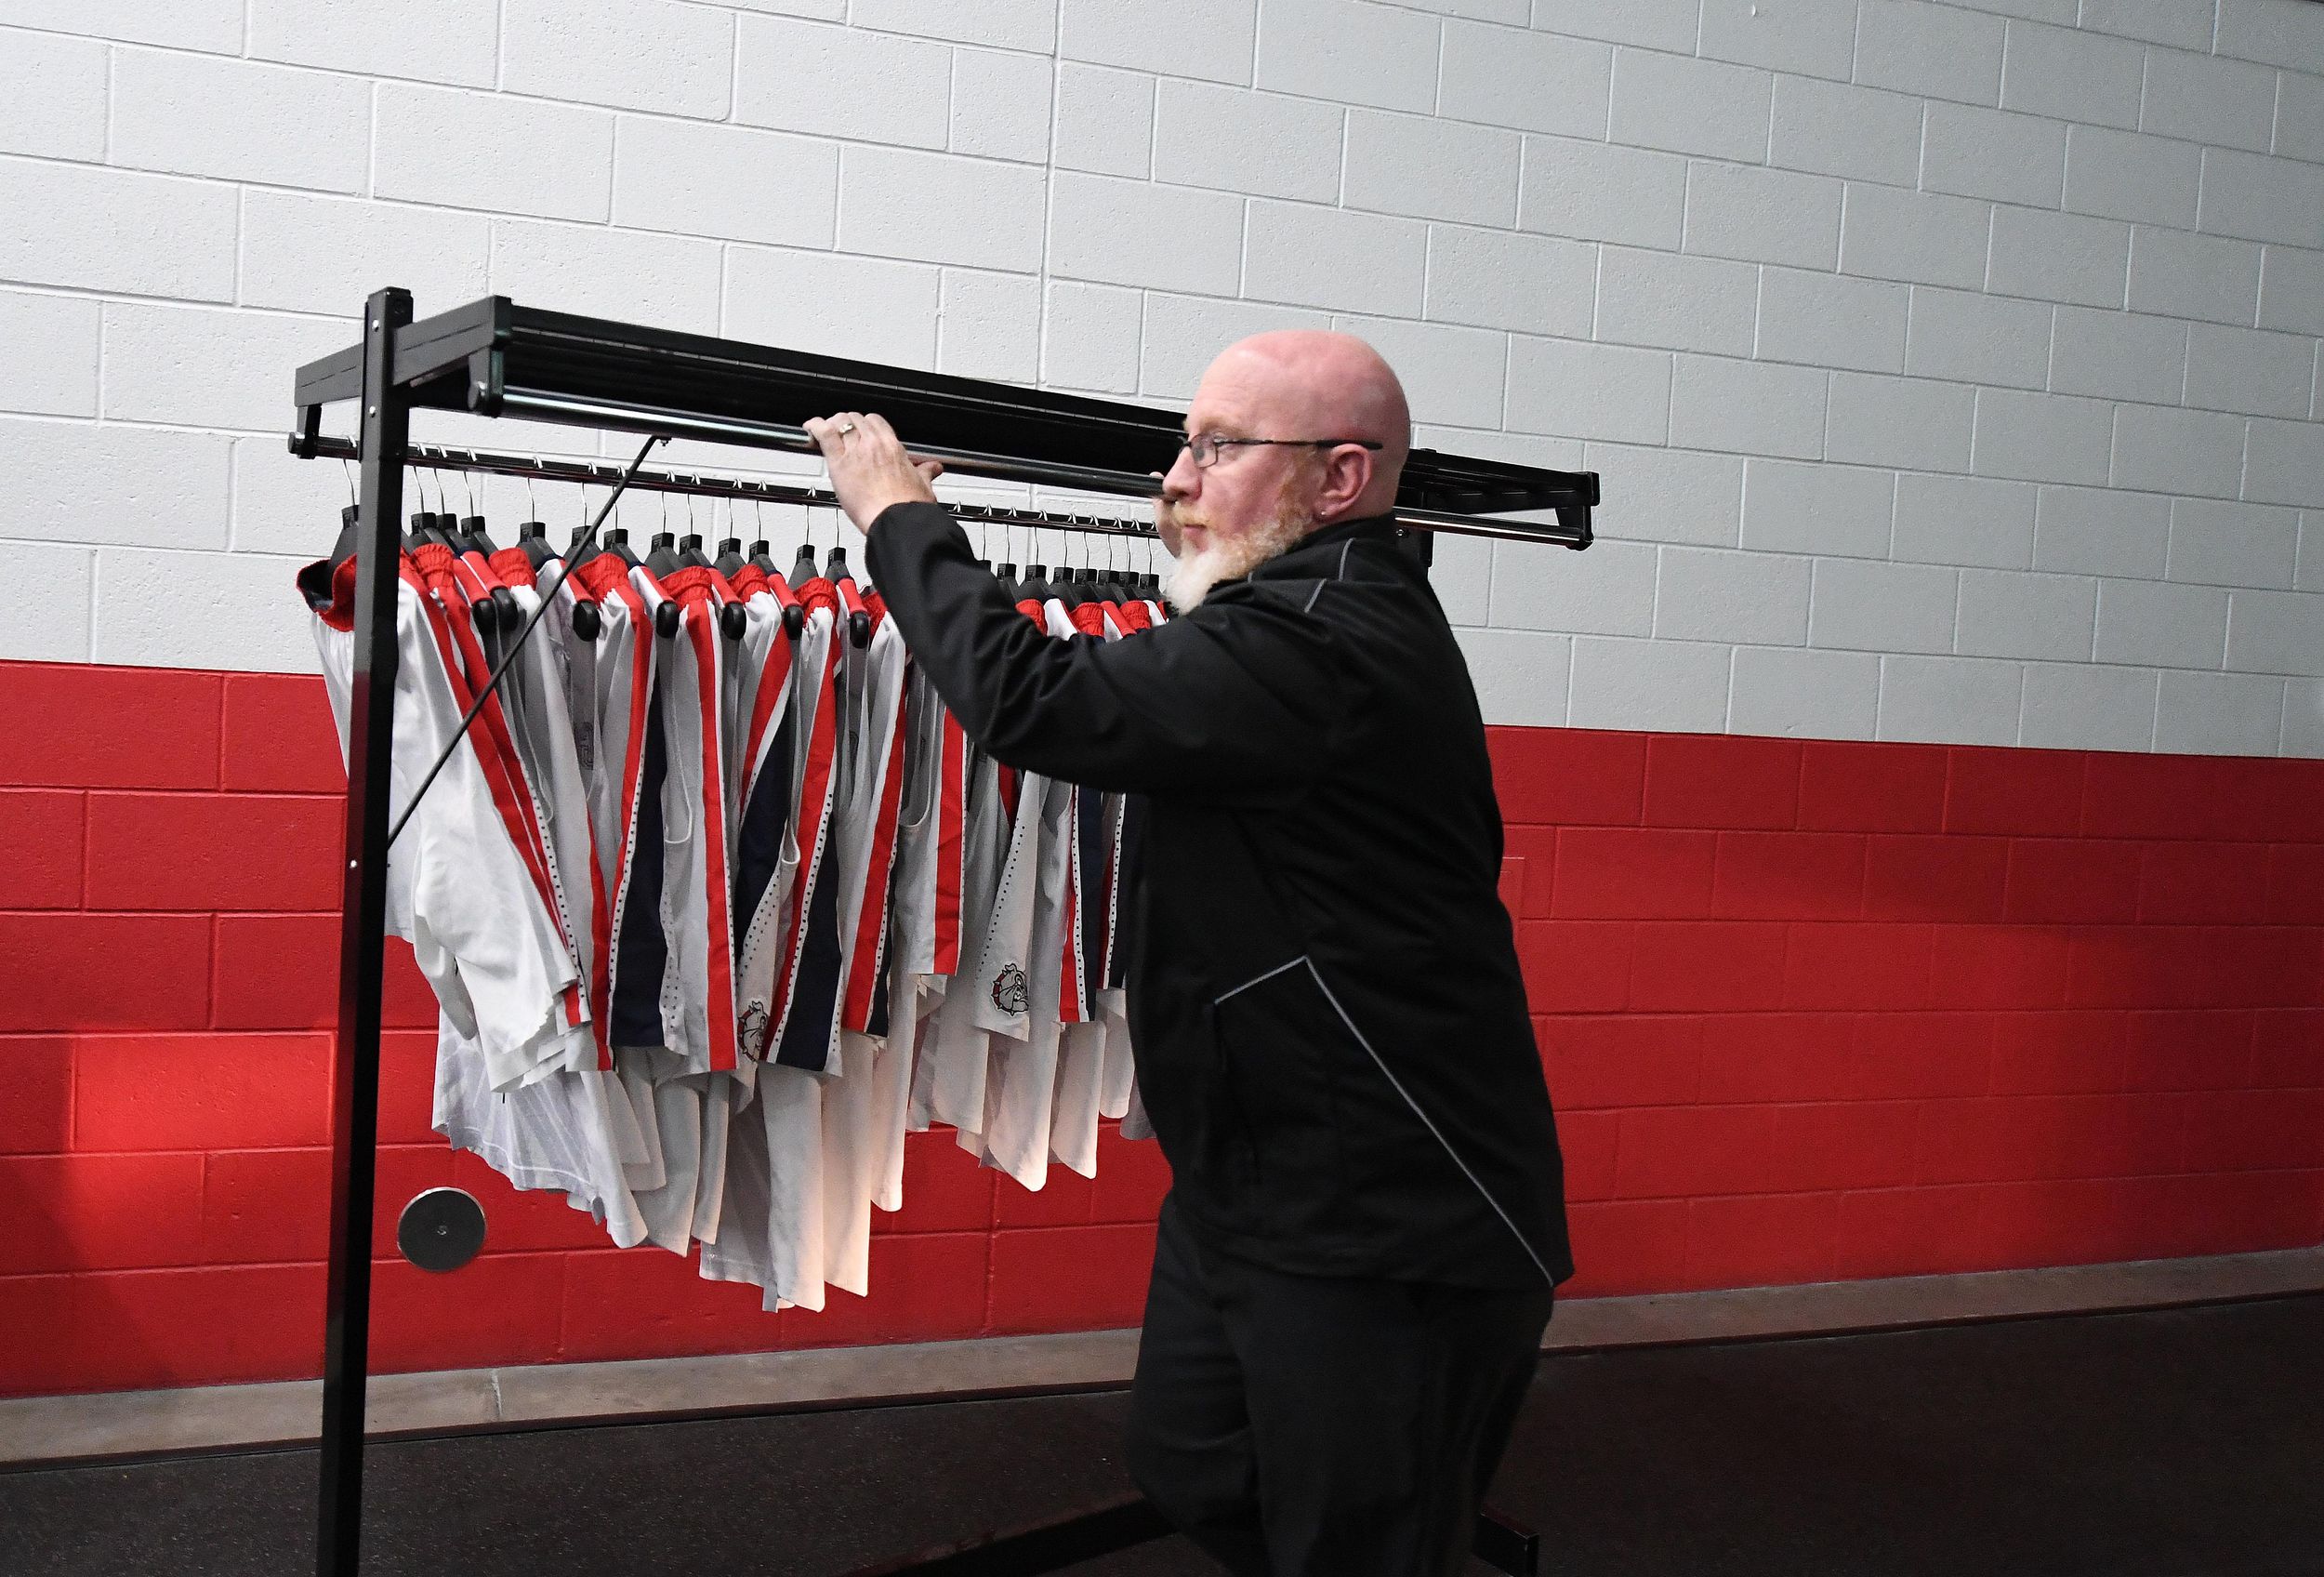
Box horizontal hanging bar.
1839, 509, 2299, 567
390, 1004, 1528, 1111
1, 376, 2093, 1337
292, 432, 1589, 548
291, 432, 1162, 537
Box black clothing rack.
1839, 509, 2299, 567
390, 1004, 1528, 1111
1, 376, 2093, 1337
290, 288, 1591, 1577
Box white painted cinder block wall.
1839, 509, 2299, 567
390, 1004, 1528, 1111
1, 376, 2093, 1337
2, 0, 2320, 755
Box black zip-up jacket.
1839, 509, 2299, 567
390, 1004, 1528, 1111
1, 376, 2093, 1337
866, 503, 1572, 1290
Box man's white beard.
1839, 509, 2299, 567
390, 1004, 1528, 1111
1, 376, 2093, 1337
1162, 506, 1314, 612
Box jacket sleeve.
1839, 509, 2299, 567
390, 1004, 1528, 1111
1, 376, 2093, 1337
863, 500, 1344, 804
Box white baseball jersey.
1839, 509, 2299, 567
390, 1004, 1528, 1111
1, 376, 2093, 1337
304, 549, 582, 1077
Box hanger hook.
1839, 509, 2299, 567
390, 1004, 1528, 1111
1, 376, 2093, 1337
340, 457, 358, 510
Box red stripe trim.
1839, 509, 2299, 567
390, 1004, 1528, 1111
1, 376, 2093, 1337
682, 601, 741, 1073
840, 688, 911, 1032
408, 572, 575, 1019
765, 568, 801, 615
770, 629, 841, 1029
931, 709, 967, 974
741, 608, 797, 791
413, 554, 567, 954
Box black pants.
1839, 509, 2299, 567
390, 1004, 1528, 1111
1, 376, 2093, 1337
1126, 1195, 1555, 1577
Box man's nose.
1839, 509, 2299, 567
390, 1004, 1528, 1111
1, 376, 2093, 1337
1160, 446, 1201, 501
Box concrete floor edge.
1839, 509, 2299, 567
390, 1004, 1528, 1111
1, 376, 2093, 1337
7, 1245, 2319, 1466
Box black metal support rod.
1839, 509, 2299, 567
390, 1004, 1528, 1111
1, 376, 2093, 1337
315, 286, 413, 1577
383, 432, 664, 851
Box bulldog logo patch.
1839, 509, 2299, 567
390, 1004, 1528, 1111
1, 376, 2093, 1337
991, 963, 1030, 1014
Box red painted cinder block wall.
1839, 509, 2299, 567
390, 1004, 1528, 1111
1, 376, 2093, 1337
3, 657, 2321, 1398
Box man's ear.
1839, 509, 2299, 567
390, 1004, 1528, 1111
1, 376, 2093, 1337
1315, 446, 1373, 522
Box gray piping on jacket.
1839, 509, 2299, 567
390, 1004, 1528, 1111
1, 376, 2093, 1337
1301, 959, 1559, 1289
1301, 538, 1356, 614
1213, 954, 1309, 1004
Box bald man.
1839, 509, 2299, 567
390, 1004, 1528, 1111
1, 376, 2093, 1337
812, 332, 1572, 1577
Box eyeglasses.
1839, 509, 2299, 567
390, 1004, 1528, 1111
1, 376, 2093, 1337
1178, 433, 1385, 468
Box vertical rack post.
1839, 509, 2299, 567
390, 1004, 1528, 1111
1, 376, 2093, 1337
316, 286, 412, 1577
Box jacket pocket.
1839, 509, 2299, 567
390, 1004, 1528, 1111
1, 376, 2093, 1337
1205, 956, 1348, 1231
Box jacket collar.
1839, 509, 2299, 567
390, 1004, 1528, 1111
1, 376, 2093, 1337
1252, 511, 1401, 577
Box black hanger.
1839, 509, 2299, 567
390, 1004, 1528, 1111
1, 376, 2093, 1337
541, 521, 599, 641
326, 503, 361, 573
457, 511, 499, 555
746, 538, 805, 639
456, 511, 520, 631
414, 510, 495, 629
790, 539, 820, 588
680, 536, 746, 638
516, 518, 557, 570
600, 525, 640, 567
561, 519, 603, 641
994, 559, 1019, 602
641, 532, 686, 637
824, 547, 871, 646
711, 537, 751, 637
1020, 561, 1052, 607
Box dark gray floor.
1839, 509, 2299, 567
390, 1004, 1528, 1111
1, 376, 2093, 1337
6, 1294, 2320, 1576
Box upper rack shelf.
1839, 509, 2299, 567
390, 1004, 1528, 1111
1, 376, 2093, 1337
290, 295, 1594, 547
